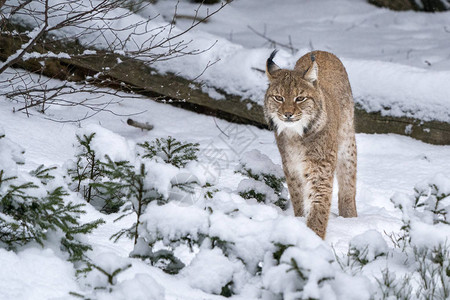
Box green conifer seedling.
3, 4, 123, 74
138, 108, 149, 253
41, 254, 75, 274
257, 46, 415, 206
138, 136, 199, 168
107, 159, 164, 245
67, 133, 102, 204
1, 165, 104, 261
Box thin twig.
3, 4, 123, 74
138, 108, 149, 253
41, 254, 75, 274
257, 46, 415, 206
213, 117, 228, 138
0, 0, 49, 74
251, 67, 265, 74
248, 25, 299, 54
192, 56, 219, 81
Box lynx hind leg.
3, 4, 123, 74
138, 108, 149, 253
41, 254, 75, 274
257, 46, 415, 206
337, 135, 357, 218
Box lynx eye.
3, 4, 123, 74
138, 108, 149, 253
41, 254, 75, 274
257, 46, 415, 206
295, 96, 308, 103
272, 95, 284, 103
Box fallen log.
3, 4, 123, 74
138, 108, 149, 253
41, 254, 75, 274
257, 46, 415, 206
354, 109, 450, 145
1, 33, 450, 145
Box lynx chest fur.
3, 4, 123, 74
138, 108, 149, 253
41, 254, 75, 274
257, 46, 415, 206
263, 50, 357, 239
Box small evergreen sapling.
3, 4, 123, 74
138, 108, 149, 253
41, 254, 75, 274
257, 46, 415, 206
414, 182, 449, 225
369, 175, 450, 300
375, 269, 413, 300
1, 128, 103, 261
138, 136, 200, 168
413, 244, 450, 300
262, 242, 335, 299
347, 230, 388, 267
0, 171, 39, 247
30, 164, 58, 185
105, 157, 165, 245
75, 254, 132, 296
0, 164, 103, 261
72, 252, 165, 300
139, 136, 204, 204
67, 133, 129, 214
67, 133, 101, 204
236, 150, 289, 210
89, 157, 132, 214
131, 238, 185, 275
129, 202, 211, 275
391, 175, 450, 246
237, 170, 288, 209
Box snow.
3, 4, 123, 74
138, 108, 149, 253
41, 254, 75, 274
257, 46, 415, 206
263, 245, 336, 298
349, 230, 389, 262
238, 149, 285, 179
103, 273, 165, 300
269, 217, 323, 249
0, 248, 79, 300
329, 273, 373, 300
346, 59, 450, 121
2, 75, 450, 298
84, 252, 132, 286
391, 173, 450, 248
0, 129, 23, 178
181, 247, 238, 295
78, 124, 136, 163
236, 178, 278, 203
431, 173, 450, 196
140, 202, 210, 245
410, 222, 450, 249
78, 252, 166, 300
2, 0, 450, 299
22, 51, 71, 60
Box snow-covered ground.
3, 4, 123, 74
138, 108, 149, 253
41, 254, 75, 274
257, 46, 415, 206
1, 81, 450, 299
1, 0, 450, 299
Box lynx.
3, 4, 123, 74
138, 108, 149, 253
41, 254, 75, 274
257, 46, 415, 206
264, 50, 357, 239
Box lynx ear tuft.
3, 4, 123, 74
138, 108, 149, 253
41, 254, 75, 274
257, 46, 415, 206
266, 49, 281, 80
304, 60, 318, 84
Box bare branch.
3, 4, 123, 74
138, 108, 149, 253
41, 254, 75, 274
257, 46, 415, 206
0, 0, 49, 74
0, 0, 232, 122
126, 1, 229, 60
247, 25, 299, 54
191, 57, 219, 81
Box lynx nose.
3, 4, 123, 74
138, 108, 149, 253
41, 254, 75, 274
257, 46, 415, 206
284, 112, 293, 120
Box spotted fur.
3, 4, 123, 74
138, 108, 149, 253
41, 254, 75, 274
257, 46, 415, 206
264, 50, 357, 239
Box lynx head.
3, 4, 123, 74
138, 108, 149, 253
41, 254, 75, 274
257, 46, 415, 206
264, 51, 325, 137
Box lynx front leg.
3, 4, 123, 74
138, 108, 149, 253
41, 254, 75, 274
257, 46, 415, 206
285, 170, 305, 216
306, 185, 333, 239
337, 136, 357, 218
306, 174, 333, 239
300, 156, 335, 239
